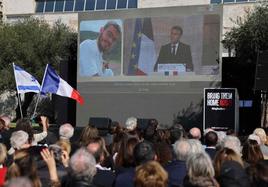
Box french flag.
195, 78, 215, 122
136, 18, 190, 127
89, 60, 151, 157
41, 64, 84, 105
128, 18, 157, 75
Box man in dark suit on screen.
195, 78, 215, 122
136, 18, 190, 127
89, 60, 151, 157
154, 25, 193, 72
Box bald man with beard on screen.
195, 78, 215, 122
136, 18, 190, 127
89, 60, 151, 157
79, 21, 121, 77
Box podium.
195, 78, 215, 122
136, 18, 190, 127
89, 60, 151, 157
203, 88, 239, 132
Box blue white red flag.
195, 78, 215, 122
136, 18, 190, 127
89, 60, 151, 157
41, 64, 84, 105
128, 18, 157, 75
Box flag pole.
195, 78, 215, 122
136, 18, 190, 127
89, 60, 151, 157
13, 63, 23, 119
31, 64, 48, 119
17, 93, 23, 118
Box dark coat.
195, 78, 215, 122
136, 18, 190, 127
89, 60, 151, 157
114, 167, 135, 187
92, 168, 116, 187
155, 42, 193, 71
165, 160, 187, 187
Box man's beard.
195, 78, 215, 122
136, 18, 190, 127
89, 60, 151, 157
97, 34, 110, 53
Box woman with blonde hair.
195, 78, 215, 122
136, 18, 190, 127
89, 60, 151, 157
134, 161, 168, 187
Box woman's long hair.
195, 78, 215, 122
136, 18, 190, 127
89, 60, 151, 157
7, 150, 41, 187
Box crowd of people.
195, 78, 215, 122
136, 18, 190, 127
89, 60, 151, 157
0, 115, 267, 187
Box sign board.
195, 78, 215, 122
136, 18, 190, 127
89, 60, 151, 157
203, 88, 239, 132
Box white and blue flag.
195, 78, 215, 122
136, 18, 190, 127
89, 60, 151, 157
13, 63, 41, 93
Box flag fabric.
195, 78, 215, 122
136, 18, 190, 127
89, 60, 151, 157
128, 18, 157, 75
13, 64, 41, 94
41, 64, 84, 105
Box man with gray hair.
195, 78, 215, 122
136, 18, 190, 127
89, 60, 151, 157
61, 148, 97, 187
9, 130, 30, 155
59, 123, 74, 141
223, 135, 242, 155
165, 139, 191, 187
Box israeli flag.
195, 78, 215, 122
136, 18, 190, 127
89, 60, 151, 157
13, 63, 41, 94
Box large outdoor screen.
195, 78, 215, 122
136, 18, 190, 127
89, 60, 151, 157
76, 5, 222, 126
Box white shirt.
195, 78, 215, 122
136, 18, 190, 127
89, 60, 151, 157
79, 39, 114, 77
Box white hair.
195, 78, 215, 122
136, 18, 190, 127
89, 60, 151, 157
125, 117, 137, 131
186, 152, 215, 179
10, 130, 29, 150
187, 139, 204, 155
223, 135, 241, 155
173, 139, 191, 161
216, 131, 226, 144
248, 134, 261, 145
59, 123, 74, 140
70, 148, 97, 180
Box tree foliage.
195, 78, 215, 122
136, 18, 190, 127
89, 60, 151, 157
222, 2, 268, 61
0, 18, 77, 93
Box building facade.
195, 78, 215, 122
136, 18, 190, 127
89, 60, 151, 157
2, 0, 257, 32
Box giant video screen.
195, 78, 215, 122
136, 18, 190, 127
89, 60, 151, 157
76, 5, 222, 126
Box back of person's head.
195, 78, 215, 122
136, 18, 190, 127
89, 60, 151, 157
189, 127, 201, 140
246, 160, 268, 187
155, 129, 171, 144
5, 177, 33, 187
69, 148, 96, 180
242, 139, 263, 165
143, 119, 158, 141
253, 128, 267, 144
125, 117, 137, 132
134, 161, 168, 187
216, 131, 226, 144
248, 134, 261, 145
173, 139, 191, 161
184, 152, 219, 187
219, 160, 250, 187
214, 147, 243, 177
203, 128, 214, 136
115, 136, 139, 167
56, 139, 71, 155
0, 143, 7, 164
223, 135, 241, 155
79, 126, 99, 147
15, 118, 34, 144
187, 139, 204, 155
205, 131, 218, 147
186, 152, 215, 179
155, 142, 173, 166
134, 141, 156, 166
59, 123, 74, 140
7, 150, 41, 187
10, 130, 29, 151
170, 130, 183, 144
